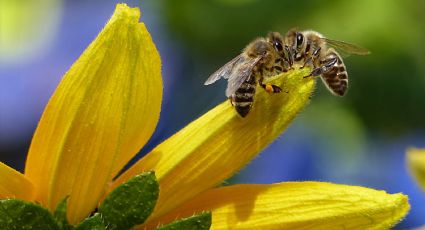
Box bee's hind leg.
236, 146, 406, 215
258, 76, 284, 93
229, 95, 235, 106
304, 55, 337, 79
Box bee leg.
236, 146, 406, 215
304, 56, 337, 79
229, 96, 235, 106
273, 65, 286, 73
300, 57, 313, 69
259, 76, 282, 93
301, 47, 321, 69
284, 45, 295, 70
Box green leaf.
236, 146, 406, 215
53, 196, 72, 230
74, 213, 105, 230
0, 199, 59, 229
155, 212, 212, 230
98, 171, 159, 229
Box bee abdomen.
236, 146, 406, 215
234, 102, 252, 117
236, 81, 256, 93
232, 79, 256, 117
322, 64, 348, 96
233, 93, 254, 102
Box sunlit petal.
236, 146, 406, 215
114, 67, 315, 218
0, 162, 35, 201
143, 182, 409, 230
24, 4, 162, 224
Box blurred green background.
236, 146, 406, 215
1, 0, 424, 228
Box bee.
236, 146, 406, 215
204, 33, 291, 117
284, 29, 370, 96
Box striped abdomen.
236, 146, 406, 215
321, 51, 348, 96
231, 75, 257, 117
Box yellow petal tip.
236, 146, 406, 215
407, 148, 425, 191
381, 192, 410, 230
114, 3, 141, 24
0, 162, 35, 201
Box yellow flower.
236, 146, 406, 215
0, 3, 409, 229
407, 148, 425, 191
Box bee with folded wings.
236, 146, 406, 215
204, 32, 292, 117
284, 29, 370, 96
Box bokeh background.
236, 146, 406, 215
1, 0, 424, 228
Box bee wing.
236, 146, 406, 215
225, 56, 262, 97
204, 55, 244, 85
321, 38, 370, 56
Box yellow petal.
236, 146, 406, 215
24, 4, 162, 224
113, 67, 315, 218
143, 182, 409, 230
0, 162, 35, 201
406, 148, 425, 191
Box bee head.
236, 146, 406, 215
295, 32, 305, 51
284, 29, 297, 48
267, 32, 284, 52
284, 29, 305, 60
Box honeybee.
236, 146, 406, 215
204, 33, 291, 117
284, 29, 370, 96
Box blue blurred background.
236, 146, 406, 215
1, 0, 424, 228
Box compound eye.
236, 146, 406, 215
274, 41, 283, 51
296, 33, 304, 47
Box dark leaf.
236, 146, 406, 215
0, 199, 59, 229
53, 196, 72, 230
155, 212, 212, 230
98, 171, 159, 229
74, 213, 105, 230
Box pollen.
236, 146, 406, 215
265, 84, 274, 93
